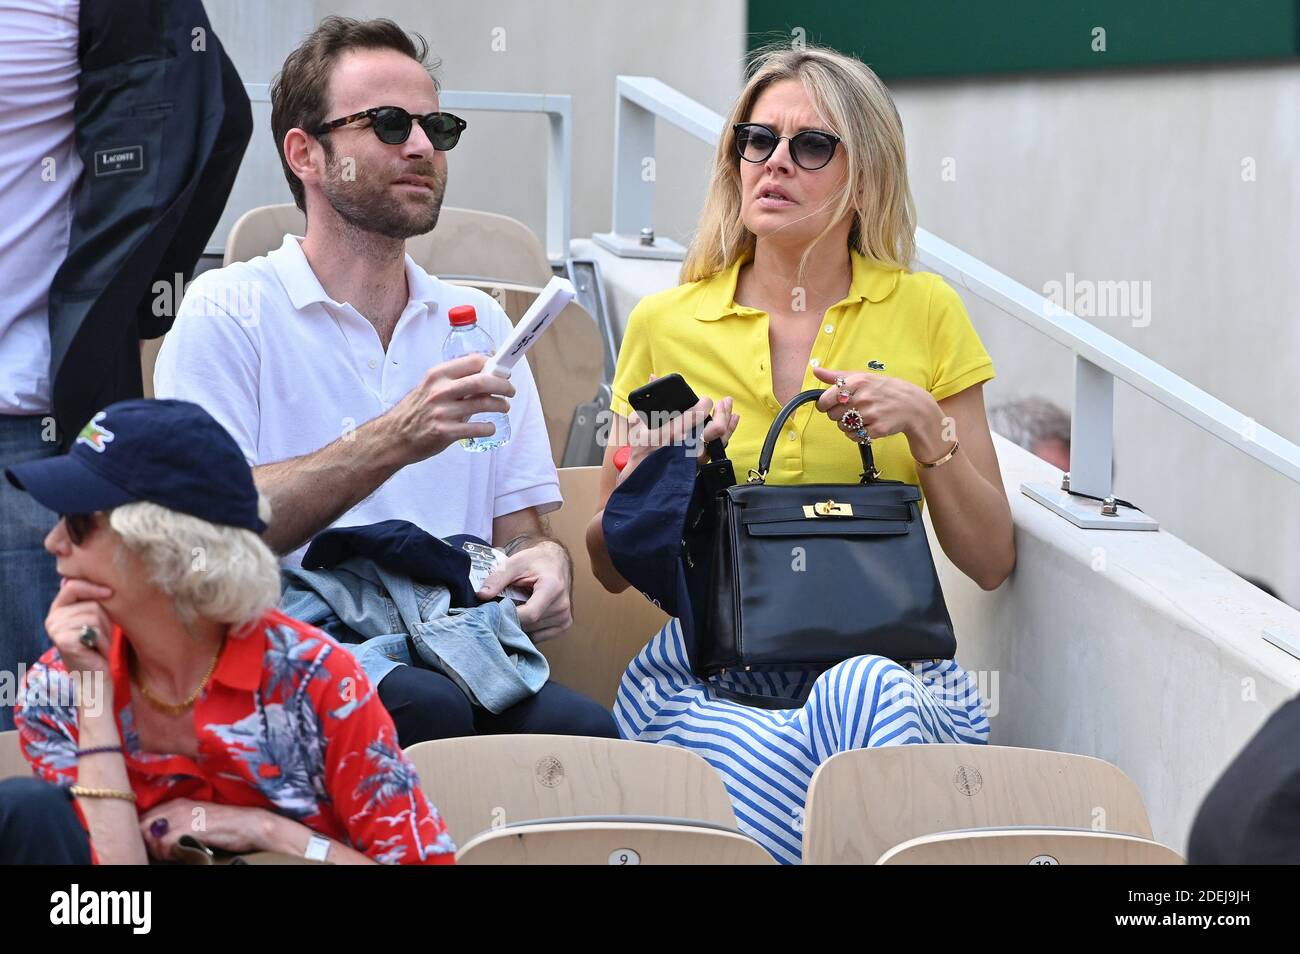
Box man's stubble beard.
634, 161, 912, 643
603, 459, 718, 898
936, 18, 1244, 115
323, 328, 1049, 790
321, 148, 445, 240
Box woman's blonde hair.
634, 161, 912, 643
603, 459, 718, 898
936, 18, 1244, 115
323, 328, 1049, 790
109, 495, 280, 629
681, 41, 916, 286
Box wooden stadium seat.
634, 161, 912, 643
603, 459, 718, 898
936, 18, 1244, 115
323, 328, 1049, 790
223, 203, 552, 287
0, 731, 28, 781
545, 466, 668, 706
456, 820, 776, 865
803, 744, 1154, 865
404, 734, 734, 846
877, 828, 1184, 865
406, 209, 553, 287
222, 203, 306, 267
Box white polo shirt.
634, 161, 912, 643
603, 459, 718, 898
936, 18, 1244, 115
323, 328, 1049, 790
153, 234, 562, 567
0, 0, 82, 413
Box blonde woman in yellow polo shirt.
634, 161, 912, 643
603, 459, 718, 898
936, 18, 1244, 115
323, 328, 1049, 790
585, 43, 1015, 864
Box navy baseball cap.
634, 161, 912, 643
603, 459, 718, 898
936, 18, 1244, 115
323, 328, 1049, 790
602, 441, 702, 623
5, 399, 267, 534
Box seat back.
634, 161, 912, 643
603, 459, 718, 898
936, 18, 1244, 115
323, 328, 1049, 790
803, 743, 1154, 864
0, 731, 28, 782
544, 467, 668, 706
406, 208, 552, 286
223, 204, 552, 287
877, 828, 1184, 865
456, 820, 776, 865
404, 734, 734, 846
222, 203, 306, 266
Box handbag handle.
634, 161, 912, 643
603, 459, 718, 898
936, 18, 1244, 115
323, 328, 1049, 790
751, 389, 879, 484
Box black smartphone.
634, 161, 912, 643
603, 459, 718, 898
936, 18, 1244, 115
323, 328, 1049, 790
628, 373, 699, 427
627, 373, 728, 463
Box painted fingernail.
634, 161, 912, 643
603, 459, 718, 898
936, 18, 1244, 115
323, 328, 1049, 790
149, 819, 169, 838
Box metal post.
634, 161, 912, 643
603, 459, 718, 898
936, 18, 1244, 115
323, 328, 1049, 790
1070, 355, 1115, 501
544, 99, 572, 264
593, 77, 717, 259
611, 94, 654, 239
1021, 352, 1157, 529
593, 93, 683, 259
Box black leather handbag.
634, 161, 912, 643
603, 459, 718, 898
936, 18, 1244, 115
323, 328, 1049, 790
690, 388, 956, 678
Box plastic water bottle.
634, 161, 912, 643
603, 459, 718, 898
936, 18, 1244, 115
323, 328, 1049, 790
443, 304, 511, 451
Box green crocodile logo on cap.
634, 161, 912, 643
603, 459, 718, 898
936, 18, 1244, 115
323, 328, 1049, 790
76, 412, 115, 453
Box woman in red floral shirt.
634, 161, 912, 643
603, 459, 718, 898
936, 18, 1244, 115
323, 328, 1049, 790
0, 399, 455, 865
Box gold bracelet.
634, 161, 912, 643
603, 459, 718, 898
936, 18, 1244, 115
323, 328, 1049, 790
68, 785, 137, 802
915, 440, 960, 469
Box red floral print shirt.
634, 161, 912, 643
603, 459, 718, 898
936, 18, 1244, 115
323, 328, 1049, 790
16, 609, 455, 865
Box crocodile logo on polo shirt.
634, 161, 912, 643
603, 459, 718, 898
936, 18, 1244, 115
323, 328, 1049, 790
76, 412, 115, 453
867, 360, 887, 371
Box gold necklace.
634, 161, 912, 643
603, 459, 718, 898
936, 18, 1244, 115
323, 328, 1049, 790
131, 638, 225, 716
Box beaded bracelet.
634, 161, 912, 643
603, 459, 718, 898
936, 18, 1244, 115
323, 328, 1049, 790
76, 744, 124, 758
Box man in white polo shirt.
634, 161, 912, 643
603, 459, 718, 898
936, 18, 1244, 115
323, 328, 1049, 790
154, 16, 616, 743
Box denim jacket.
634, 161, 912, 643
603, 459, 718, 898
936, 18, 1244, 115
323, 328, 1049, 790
281, 555, 548, 714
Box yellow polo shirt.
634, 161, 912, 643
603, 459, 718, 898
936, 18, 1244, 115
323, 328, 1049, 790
610, 251, 995, 490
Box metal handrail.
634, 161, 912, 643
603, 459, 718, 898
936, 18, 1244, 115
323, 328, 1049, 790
592, 74, 1300, 506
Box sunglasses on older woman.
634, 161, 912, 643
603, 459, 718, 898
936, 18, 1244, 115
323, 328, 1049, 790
315, 106, 468, 150
60, 512, 99, 546
733, 122, 842, 171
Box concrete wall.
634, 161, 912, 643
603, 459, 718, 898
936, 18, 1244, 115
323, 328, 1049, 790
941, 436, 1300, 854
894, 62, 1300, 611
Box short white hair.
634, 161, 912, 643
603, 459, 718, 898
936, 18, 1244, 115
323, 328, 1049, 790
987, 397, 1071, 452
109, 495, 280, 627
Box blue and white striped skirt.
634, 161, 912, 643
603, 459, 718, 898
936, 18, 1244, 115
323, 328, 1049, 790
614, 619, 991, 864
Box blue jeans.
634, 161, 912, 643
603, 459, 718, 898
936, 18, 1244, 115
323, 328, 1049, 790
0, 415, 61, 731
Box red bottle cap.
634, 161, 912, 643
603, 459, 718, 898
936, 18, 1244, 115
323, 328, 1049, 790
448, 305, 478, 326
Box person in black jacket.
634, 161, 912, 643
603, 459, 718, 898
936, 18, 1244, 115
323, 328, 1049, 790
1188, 693, 1300, 863
0, 0, 250, 729
48, 0, 252, 445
